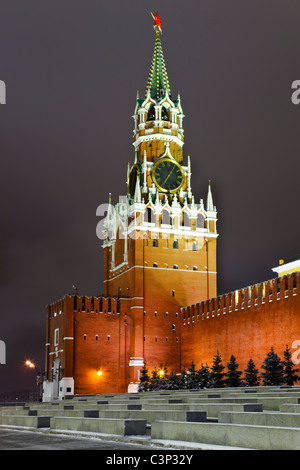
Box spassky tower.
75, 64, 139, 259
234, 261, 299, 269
102, 12, 218, 392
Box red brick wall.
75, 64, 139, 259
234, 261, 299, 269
180, 273, 300, 378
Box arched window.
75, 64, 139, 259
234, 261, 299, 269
183, 211, 190, 227
147, 105, 155, 121
192, 241, 197, 251
197, 213, 204, 228
162, 209, 171, 225
145, 207, 154, 224
161, 106, 169, 121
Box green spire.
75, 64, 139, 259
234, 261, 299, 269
146, 26, 171, 100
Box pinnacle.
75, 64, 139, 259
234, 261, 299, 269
145, 29, 171, 100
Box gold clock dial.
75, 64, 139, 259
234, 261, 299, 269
152, 158, 185, 193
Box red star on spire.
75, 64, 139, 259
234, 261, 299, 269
151, 11, 162, 33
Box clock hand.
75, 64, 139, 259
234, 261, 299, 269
162, 165, 175, 186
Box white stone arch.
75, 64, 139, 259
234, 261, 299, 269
158, 92, 175, 110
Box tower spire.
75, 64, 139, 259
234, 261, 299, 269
146, 12, 171, 100
206, 180, 214, 212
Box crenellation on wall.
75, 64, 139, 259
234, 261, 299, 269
181, 272, 299, 326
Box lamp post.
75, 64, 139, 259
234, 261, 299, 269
24, 360, 44, 401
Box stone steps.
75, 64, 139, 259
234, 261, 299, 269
151, 419, 300, 450
1, 386, 300, 449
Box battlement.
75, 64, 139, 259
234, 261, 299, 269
47, 295, 131, 318
181, 272, 300, 325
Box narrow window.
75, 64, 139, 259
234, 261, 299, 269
82, 297, 85, 311
91, 297, 94, 311
83, 334, 87, 341
172, 324, 175, 331
100, 298, 103, 312
192, 241, 197, 251
153, 262, 158, 268
173, 240, 178, 249
108, 298, 111, 313
172, 290, 175, 297
107, 335, 110, 341
153, 239, 158, 247
162, 209, 170, 225
54, 328, 59, 346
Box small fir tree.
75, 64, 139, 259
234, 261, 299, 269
149, 367, 161, 391
166, 371, 180, 390
138, 363, 150, 392
187, 361, 198, 389
226, 355, 243, 387
244, 358, 260, 386
179, 367, 188, 389
282, 344, 300, 386
210, 350, 226, 388
196, 364, 211, 389
261, 346, 285, 386
158, 363, 169, 390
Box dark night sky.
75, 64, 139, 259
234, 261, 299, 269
1, 0, 300, 394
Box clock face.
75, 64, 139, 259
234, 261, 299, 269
128, 164, 139, 198
152, 158, 185, 193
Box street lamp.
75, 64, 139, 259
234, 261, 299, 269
24, 359, 44, 401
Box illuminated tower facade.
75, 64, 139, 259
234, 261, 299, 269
102, 12, 218, 391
